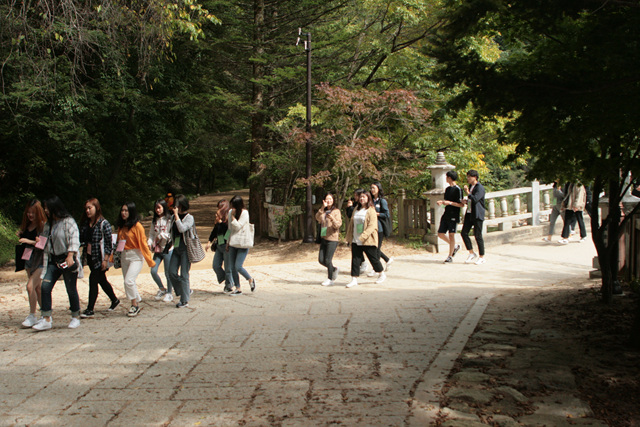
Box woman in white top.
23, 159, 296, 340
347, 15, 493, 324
148, 199, 174, 302
227, 195, 256, 296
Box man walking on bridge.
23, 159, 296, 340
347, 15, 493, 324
462, 170, 486, 265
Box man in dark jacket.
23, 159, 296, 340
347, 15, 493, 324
461, 170, 486, 265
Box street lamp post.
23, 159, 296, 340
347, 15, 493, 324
298, 28, 314, 243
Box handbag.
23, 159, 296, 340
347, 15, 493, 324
234, 223, 255, 249
184, 225, 205, 263
112, 251, 122, 269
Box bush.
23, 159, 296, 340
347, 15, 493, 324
0, 212, 18, 266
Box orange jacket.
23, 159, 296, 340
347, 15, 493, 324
117, 222, 156, 267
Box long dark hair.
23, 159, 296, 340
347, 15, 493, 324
174, 194, 190, 212
116, 201, 140, 229
81, 198, 104, 226
152, 199, 171, 224
352, 188, 365, 209
230, 195, 245, 221
371, 182, 384, 199
42, 196, 71, 221
20, 199, 47, 233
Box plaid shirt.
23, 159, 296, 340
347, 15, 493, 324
80, 218, 113, 270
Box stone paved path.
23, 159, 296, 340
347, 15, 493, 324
0, 237, 596, 426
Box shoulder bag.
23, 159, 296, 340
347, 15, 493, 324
184, 219, 205, 263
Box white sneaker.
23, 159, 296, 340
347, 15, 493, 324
465, 253, 478, 264
32, 318, 52, 331
366, 270, 377, 277
385, 258, 394, 271
558, 239, 569, 245
321, 279, 333, 286
154, 290, 166, 301
579, 237, 587, 243
68, 318, 80, 329
22, 313, 38, 328
376, 272, 386, 284
163, 293, 174, 302
346, 278, 358, 288
542, 237, 551, 243
475, 257, 486, 265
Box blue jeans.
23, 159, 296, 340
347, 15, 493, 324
212, 244, 231, 288
151, 251, 173, 294
41, 261, 80, 317
168, 245, 191, 303
228, 246, 251, 289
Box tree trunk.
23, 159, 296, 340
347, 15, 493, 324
249, 0, 265, 235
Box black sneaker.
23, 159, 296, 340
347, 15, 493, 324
127, 305, 141, 317
452, 244, 461, 257
80, 309, 94, 318
250, 279, 256, 292
108, 299, 120, 311
223, 287, 233, 294
443, 256, 453, 264
176, 301, 189, 308
230, 289, 242, 296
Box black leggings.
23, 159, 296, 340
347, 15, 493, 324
461, 214, 485, 256
377, 231, 390, 263
562, 210, 586, 239
319, 240, 339, 279
351, 245, 384, 277
87, 264, 118, 310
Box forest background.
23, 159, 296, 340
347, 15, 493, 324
0, 0, 525, 230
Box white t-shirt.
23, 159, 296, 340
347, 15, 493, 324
353, 208, 367, 245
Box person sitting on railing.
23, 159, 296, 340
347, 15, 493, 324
461, 170, 486, 265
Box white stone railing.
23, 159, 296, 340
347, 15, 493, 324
482, 183, 554, 231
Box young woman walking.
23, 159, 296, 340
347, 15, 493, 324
115, 202, 155, 317
206, 199, 232, 293
17, 199, 47, 328
32, 196, 82, 331
370, 182, 394, 271
345, 191, 385, 288
79, 198, 120, 318
316, 193, 342, 286
148, 199, 174, 302
168, 194, 196, 308
227, 195, 256, 296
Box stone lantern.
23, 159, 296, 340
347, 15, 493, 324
423, 152, 456, 252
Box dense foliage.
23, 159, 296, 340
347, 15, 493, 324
1, 0, 526, 227
428, 0, 640, 300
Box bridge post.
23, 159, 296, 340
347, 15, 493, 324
529, 180, 541, 226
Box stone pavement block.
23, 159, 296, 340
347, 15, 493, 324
172, 385, 256, 400
63, 399, 126, 415
167, 411, 245, 426
80, 388, 174, 401
179, 399, 251, 414
108, 400, 181, 427
0, 415, 41, 426
529, 393, 594, 418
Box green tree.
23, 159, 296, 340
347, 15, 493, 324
428, 0, 640, 301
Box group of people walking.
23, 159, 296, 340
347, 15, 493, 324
15, 194, 255, 331
543, 181, 590, 244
